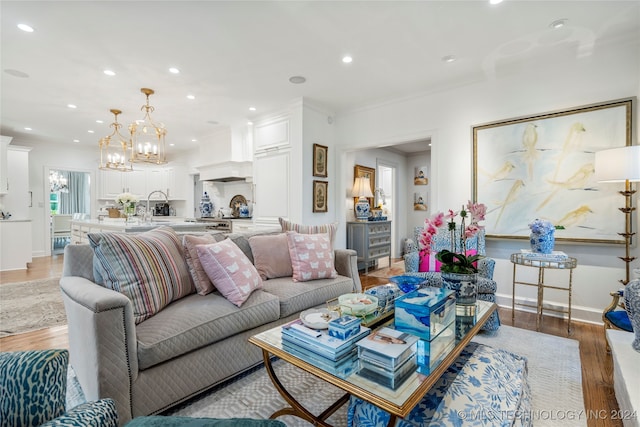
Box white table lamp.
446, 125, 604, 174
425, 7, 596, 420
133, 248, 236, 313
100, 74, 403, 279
595, 145, 640, 285
352, 176, 374, 221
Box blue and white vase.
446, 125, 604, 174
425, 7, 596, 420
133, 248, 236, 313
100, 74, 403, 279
442, 272, 477, 306
530, 229, 555, 254
623, 278, 640, 352
199, 192, 214, 218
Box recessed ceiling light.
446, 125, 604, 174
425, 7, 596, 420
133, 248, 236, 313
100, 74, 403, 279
88, 130, 95, 133
24, 127, 32, 131
550, 19, 567, 29
489, 0, 503, 4
169, 143, 175, 147
17, 23, 34, 32
169, 67, 180, 74
289, 75, 306, 84
67, 104, 77, 109
249, 106, 256, 112
247, 121, 253, 126
73, 139, 80, 143
342, 55, 353, 64
442, 55, 457, 63
103, 69, 116, 76
4, 69, 29, 78
207, 120, 219, 125
96, 119, 104, 124
186, 94, 195, 100
191, 139, 197, 142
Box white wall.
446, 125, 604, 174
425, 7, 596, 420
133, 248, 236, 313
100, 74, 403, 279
335, 43, 640, 324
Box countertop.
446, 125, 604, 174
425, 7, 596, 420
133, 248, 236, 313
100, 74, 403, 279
72, 218, 212, 232
0, 219, 32, 223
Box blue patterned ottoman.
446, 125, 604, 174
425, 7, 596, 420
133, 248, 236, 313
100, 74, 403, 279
347, 342, 532, 427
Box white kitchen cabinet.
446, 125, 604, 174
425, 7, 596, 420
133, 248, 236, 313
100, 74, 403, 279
4, 146, 31, 218
100, 166, 185, 200
0, 136, 11, 195
253, 147, 290, 225
0, 220, 32, 271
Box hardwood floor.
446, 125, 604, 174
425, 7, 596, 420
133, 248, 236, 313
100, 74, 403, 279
0, 256, 623, 426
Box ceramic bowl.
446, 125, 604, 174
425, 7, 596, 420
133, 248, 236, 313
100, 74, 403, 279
389, 275, 427, 293
299, 308, 339, 329
338, 293, 379, 316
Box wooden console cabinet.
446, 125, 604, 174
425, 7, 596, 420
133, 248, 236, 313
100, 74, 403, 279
346, 221, 391, 274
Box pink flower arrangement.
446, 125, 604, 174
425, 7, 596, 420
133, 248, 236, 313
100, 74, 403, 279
419, 201, 487, 274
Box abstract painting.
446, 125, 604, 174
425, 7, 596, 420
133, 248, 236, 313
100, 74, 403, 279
473, 98, 633, 243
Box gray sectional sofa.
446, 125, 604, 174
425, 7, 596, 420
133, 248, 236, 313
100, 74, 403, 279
60, 229, 361, 425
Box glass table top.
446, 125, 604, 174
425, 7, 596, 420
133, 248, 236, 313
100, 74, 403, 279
250, 299, 496, 417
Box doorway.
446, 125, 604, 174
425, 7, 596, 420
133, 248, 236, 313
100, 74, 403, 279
376, 162, 396, 263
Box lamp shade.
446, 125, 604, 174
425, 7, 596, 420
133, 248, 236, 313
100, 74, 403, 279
594, 145, 640, 183
351, 177, 374, 198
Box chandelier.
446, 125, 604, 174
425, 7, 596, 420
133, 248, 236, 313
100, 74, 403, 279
49, 170, 68, 192
129, 88, 167, 164
98, 109, 133, 172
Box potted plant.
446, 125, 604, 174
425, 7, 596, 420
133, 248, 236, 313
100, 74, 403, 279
420, 201, 486, 305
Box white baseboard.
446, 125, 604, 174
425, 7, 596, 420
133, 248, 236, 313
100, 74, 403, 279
495, 293, 604, 326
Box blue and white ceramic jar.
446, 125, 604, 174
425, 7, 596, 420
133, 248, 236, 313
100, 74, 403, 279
199, 192, 214, 218
530, 229, 555, 254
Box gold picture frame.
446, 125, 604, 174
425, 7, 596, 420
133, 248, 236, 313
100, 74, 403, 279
354, 164, 375, 209
313, 180, 328, 213
313, 143, 328, 177
473, 98, 633, 244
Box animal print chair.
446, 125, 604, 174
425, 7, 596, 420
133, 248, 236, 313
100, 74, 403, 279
0, 349, 118, 426
403, 227, 500, 331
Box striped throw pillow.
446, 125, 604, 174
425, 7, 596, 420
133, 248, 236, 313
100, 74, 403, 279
278, 218, 338, 246
89, 226, 194, 324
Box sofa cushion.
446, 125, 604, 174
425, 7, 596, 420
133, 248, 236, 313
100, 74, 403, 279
279, 217, 338, 246
183, 234, 226, 295
136, 290, 280, 370
0, 349, 68, 426
262, 275, 355, 318
248, 233, 293, 280
286, 231, 337, 282
197, 239, 263, 307
347, 342, 531, 427
39, 399, 118, 427
89, 226, 195, 324
225, 230, 282, 264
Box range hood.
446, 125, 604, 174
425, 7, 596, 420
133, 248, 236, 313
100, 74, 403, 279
197, 161, 252, 182
196, 126, 252, 182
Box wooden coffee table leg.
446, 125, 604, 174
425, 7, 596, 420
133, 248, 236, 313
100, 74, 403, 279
262, 349, 347, 427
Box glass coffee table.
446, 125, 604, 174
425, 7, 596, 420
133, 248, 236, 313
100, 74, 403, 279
249, 300, 497, 427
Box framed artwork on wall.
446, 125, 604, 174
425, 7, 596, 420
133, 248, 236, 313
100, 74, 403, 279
414, 192, 427, 211
473, 98, 633, 244
414, 166, 428, 185
313, 180, 328, 213
313, 143, 328, 177
354, 164, 375, 209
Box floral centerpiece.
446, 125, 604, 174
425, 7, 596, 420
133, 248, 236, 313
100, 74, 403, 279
419, 201, 486, 274
115, 192, 138, 218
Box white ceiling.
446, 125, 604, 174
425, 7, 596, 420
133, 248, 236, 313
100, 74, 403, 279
1, 1, 638, 154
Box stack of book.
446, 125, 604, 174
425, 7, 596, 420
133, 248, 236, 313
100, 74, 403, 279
520, 249, 568, 260
355, 327, 419, 389
281, 319, 370, 377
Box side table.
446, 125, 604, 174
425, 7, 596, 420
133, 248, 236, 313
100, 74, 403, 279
510, 253, 578, 334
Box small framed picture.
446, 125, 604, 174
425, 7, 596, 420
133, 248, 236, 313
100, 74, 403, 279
313, 143, 328, 177
414, 192, 427, 211
313, 180, 328, 213
414, 166, 428, 185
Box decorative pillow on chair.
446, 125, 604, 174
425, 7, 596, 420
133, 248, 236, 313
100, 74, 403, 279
279, 217, 338, 247
89, 226, 195, 324
418, 249, 477, 272
248, 233, 293, 280
196, 239, 263, 307
286, 231, 337, 282
183, 233, 226, 295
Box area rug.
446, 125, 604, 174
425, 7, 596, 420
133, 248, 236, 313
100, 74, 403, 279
166, 325, 585, 426
0, 277, 66, 336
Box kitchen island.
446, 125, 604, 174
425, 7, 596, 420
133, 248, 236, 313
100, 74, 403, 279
70, 219, 216, 245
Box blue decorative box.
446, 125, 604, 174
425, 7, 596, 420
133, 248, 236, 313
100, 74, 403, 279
328, 315, 362, 340
365, 284, 400, 313
415, 322, 455, 375
394, 287, 455, 341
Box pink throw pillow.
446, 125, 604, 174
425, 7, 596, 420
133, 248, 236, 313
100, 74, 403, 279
183, 234, 225, 295
286, 231, 337, 282
196, 239, 263, 307
419, 249, 477, 272
248, 234, 293, 280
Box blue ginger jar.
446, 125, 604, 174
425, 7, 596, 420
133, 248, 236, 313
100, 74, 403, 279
199, 192, 214, 218
530, 229, 555, 254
